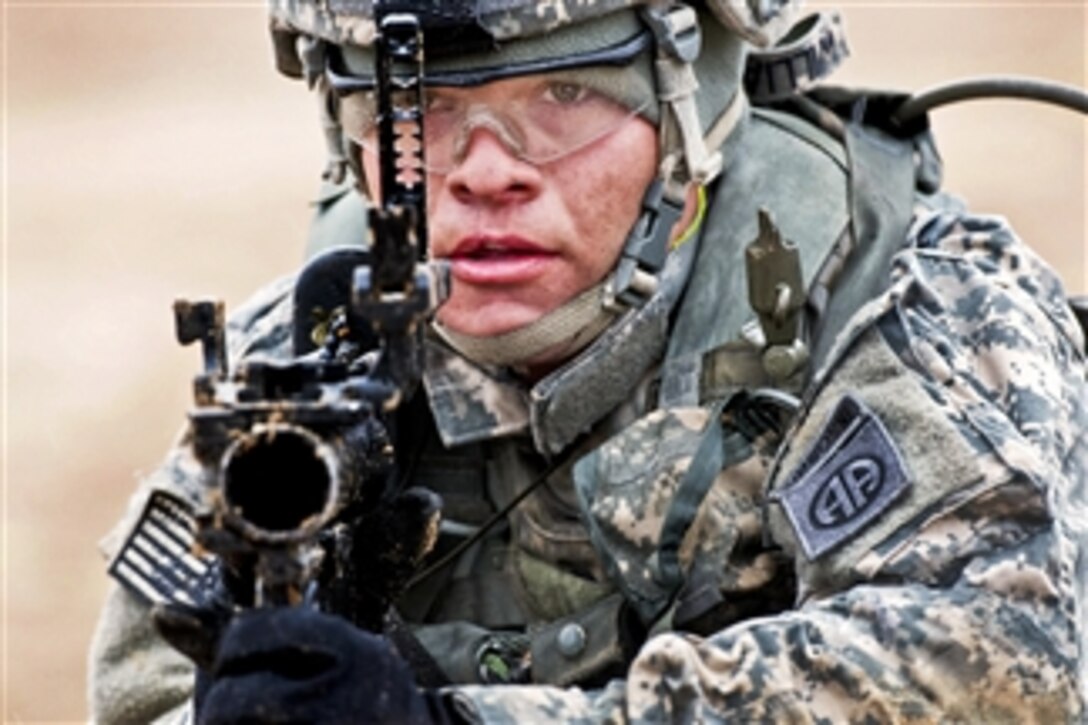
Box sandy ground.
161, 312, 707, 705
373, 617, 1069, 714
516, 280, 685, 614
3, 3, 1085, 721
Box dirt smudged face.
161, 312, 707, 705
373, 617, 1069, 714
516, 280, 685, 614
362, 74, 659, 339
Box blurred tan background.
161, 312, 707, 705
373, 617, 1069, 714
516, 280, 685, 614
4, 1, 1085, 721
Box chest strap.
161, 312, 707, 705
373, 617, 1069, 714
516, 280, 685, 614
654, 390, 799, 594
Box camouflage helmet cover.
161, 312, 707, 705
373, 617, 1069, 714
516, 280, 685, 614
268, 0, 803, 52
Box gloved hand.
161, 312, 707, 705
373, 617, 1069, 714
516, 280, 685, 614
197, 607, 451, 725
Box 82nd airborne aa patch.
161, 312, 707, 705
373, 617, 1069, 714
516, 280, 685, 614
777, 394, 910, 560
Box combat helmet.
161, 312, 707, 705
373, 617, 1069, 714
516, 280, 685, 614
268, 0, 808, 366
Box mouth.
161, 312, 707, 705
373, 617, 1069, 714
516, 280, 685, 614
444, 235, 557, 285
451, 234, 549, 258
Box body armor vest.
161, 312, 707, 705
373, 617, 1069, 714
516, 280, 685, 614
328, 93, 941, 686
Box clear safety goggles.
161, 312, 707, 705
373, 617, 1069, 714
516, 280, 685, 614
325, 30, 655, 175
335, 77, 649, 175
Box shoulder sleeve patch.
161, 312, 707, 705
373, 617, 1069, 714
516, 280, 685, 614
107, 490, 218, 609
775, 394, 910, 560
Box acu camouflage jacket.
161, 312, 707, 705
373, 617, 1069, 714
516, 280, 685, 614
89, 98, 1088, 724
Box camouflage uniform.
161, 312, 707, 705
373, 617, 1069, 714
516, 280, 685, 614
89, 1, 1087, 722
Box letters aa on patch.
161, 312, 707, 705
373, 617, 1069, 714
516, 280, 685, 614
778, 394, 910, 560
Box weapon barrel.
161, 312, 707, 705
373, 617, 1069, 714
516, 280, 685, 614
219, 422, 347, 545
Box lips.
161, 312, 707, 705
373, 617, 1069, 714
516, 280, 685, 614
444, 234, 557, 285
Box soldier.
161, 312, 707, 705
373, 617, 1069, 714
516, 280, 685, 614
90, 1, 1088, 722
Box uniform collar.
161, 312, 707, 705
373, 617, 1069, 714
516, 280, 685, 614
422, 237, 699, 454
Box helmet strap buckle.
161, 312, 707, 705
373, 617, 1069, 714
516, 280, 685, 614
641, 5, 701, 63
605, 178, 685, 310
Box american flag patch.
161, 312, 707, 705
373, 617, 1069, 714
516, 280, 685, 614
108, 490, 218, 608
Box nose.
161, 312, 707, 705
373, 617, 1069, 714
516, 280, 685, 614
442, 126, 542, 205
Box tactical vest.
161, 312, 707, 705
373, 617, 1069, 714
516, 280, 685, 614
302, 89, 944, 688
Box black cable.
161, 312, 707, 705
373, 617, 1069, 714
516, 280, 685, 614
895, 75, 1088, 123
404, 460, 560, 589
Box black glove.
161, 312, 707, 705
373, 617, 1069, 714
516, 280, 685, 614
197, 607, 451, 725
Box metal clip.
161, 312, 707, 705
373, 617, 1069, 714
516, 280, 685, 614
745, 209, 809, 381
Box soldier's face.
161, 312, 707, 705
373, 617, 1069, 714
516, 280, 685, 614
360, 73, 659, 342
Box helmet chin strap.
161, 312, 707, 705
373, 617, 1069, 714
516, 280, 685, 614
604, 4, 725, 309
433, 182, 711, 371
432, 281, 620, 368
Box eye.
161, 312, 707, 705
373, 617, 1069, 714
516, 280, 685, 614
544, 81, 590, 105
424, 92, 458, 114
